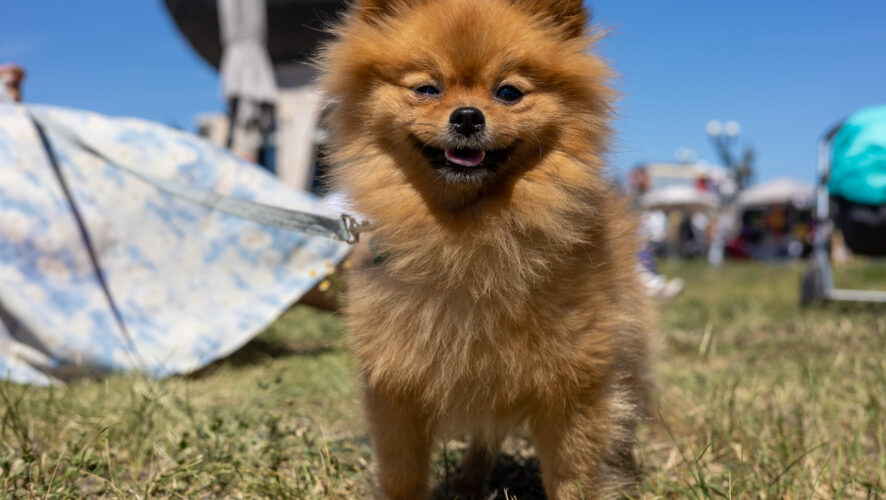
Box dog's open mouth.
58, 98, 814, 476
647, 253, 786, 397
412, 137, 513, 184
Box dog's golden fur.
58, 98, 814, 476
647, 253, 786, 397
319, 1, 650, 498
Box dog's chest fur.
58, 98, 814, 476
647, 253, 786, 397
344, 222, 631, 422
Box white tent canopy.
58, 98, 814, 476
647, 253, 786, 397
639, 185, 720, 212
736, 177, 814, 209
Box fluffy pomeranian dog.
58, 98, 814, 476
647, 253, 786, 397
319, 0, 650, 498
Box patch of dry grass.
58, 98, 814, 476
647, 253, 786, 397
1, 261, 884, 498
639, 260, 886, 499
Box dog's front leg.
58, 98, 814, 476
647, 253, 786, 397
531, 392, 637, 500
365, 387, 434, 500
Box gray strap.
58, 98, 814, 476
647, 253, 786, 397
28, 109, 360, 243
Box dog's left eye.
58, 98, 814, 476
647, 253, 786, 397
495, 85, 524, 103
414, 85, 441, 96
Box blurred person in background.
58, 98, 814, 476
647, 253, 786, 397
218, 0, 277, 163
630, 166, 684, 300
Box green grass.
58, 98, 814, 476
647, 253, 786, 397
2, 261, 885, 498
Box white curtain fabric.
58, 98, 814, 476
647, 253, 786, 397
217, 0, 278, 103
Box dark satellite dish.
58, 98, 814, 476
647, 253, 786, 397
163, 0, 349, 70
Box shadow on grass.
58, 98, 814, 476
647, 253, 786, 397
189, 338, 339, 379
486, 454, 546, 499
434, 454, 546, 500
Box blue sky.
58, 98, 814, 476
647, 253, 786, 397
3, 0, 885, 183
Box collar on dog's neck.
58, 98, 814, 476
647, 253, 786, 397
369, 237, 389, 264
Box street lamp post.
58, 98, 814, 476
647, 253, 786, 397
707, 119, 754, 190
706, 119, 754, 266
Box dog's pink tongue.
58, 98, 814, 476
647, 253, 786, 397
445, 149, 485, 167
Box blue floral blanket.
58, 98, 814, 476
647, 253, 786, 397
0, 103, 350, 385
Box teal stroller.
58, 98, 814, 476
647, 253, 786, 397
802, 105, 886, 305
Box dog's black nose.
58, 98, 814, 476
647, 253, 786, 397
449, 107, 485, 137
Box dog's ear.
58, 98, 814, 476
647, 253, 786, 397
354, 0, 426, 22
514, 0, 590, 38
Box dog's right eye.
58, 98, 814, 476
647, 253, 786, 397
414, 85, 441, 96
495, 85, 524, 103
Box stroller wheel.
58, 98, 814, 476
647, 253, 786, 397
801, 264, 825, 307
